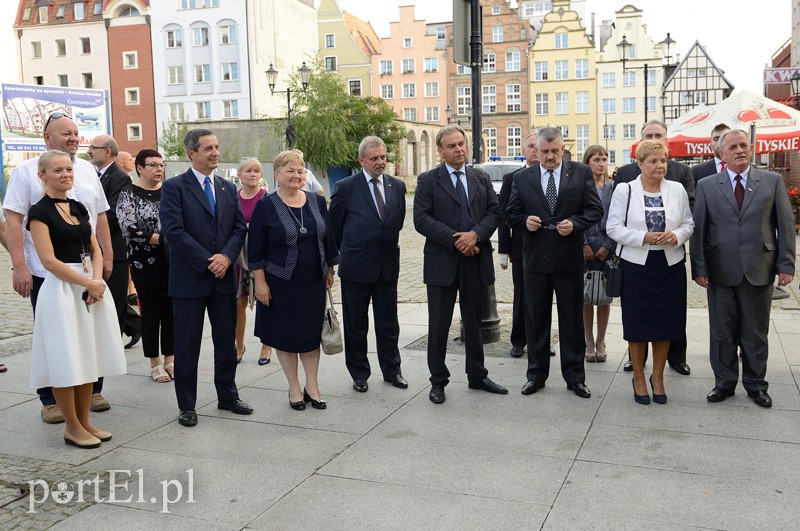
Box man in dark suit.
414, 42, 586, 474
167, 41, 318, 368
692, 123, 730, 184
413, 124, 507, 404
329, 136, 407, 393
160, 129, 252, 426
691, 129, 795, 408
616, 120, 694, 375
506, 127, 603, 398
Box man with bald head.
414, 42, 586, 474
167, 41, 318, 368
116, 151, 135, 174
3, 113, 114, 422
89, 135, 133, 334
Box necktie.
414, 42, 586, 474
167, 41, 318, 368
720, 161, 726, 172
734, 174, 744, 210
371, 177, 385, 219
96, 170, 102, 178
545, 169, 557, 214
203, 176, 216, 217
453, 171, 473, 231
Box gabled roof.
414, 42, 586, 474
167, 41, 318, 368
663, 40, 735, 90
343, 10, 382, 56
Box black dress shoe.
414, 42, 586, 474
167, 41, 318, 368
384, 374, 409, 389
567, 382, 591, 398
747, 389, 772, 408
549, 348, 556, 357
509, 345, 524, 358
632, 379, 650, 405
521, 379, 545, 395
353, 379, 369, 393
124, 332, 141, 350
217, 399, 254, 415
623, 359, 634, 372
706, 387, 735, 403
178, 410, 198, 427
468, 377, 508, 394
303, 388, 327, 409
429, 384, 445, 404
669, 362, 691, 375
649, 376, 667, 404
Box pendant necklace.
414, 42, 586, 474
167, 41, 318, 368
287, 203, 307, 234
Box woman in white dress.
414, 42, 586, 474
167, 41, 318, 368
28, 150, 126, 449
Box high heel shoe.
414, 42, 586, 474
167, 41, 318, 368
632, 379, 650, 405
303, 388, 327, 410
585, 345, 596, 362
64, 431, 102, 449
649, 376, 667, 404
595, 342, 607, 362
289, 392, 305, 411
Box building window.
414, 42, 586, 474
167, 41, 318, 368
123, 52, 138, 69
576, 92, 589, 114
505, 51, 520, 71
558, 125, 569, 139
608, 151, 616, 164
403, 38, 412, 48
603, 124, 616, 140
168, 66, 184, 84
554, 32, 568, 49
401, 59, 415, 74
555, 60, 568, 80
575, 59, 589, 79
482, 85, 496, 114
57, 74, 68, 87
380, 84, 394, 99
436, 26, 446, 41
424, 57, 439, 73
425, 106, 439, 122
623, 149, 631, 164
74, 3, 85, 20
31, 41, 42, 59
181, 0, 220, 7
492, 4, 501, 14
82, 73, 93, 88
424, 81, 439, 97
33, 75, 44, 85
576, 125, 589, 159
193, 27, 209, 46
623, 124, 636, 139
555, 92, 568, 115
169, 103, 184, 120
325, 56, 337, 71
401, 83, 416, 98
483, 53, 496, 73
506, 84, 521, 112
647, 96, 656, 112
493, 25, 503, 43
622, 97, 636, 113
39, 6, 49, 23
402, 107, 417, 121
534, 61, 548, 81
522, 1, 553, 17
55, 39, 67, 57
167, 30, 183, 48
380, 60, 393, 75
221, 62, 238, 81
220, 25, 237, 44
93, 2, 102, 15
195, 64, 211, 83
128, 124, 142, 140
602, 72, 615, 87
535, 93, 548, 115
602, 98, 616, 113
349, 79, 362, 96
196, 101, 211, 119
507, 126, 522, 157
223, 100, 239, 118
457, 86, 471, 115
325, 34, 335, 48
695, 91, 708, 104
646, 70, 656, 85
485, 127, 497, 157
56, 5, 66, 19
22, 8, 31, 21
622, 71, 635, 87
457, 64, 471, 75
125, 88, 140, 105
79, 37, 91, 55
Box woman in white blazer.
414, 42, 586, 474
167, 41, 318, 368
607, 140, 694, 405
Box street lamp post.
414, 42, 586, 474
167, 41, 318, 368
791, 71, 800, 110
617, 32, 673, 124
266, 62, 311, 149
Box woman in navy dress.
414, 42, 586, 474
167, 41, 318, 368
248, 150, 339, 411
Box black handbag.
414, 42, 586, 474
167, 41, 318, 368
605, 183, 631, 298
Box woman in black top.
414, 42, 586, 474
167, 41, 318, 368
28, 150, 126, 449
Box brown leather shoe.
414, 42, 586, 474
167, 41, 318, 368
41, 404, 65, 424
90, 393, 111, 412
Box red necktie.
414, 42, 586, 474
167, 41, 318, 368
734, 175, 744, 210
720, 161, 726, 172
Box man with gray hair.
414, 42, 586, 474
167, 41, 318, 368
329, 136, 407, 392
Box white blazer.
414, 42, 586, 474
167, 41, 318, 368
606, 176, 694, 266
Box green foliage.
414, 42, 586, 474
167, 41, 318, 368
159, 120, 189, 161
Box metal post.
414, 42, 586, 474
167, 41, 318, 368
644, 63, 648, 123
470, 0, 482, 164
286, 90, 294, 149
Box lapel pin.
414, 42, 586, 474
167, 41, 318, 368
747, 188, 753, 192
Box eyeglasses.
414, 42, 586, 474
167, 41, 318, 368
143, 163, 165, 169
538, 216, 558, 230
44, 112, 72, 131
87, 144, 108, 151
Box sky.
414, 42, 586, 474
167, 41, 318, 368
0, 0, 789, 92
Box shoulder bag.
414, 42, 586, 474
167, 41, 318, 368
321, 287, 343, 355
604, 183, 631, 298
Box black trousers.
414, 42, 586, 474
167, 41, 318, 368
32, 276, 102, 405
131, 267, 174, 359
426, 256, 489, 386
510, 255, 526, 348
341, 278, 401, 382
107, 259, 129, 334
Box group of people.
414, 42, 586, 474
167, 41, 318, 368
1, 113, 796, 449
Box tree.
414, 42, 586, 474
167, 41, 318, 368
158, 119, 189, 161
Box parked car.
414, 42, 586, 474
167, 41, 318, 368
476, 156, 525, 194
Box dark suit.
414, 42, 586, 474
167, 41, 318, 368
99, 161, 132, 333
506, 161, 603, 384
615, 158, 694, 365
498, 168, 526, 348
329, 171, 406, 382
691, 158, 719, 184
160, 168, 247, 412
413, 163, 500, 386
691, 167, 795, 392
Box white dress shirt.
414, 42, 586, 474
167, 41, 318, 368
364, 173, 385, 213
191, 167, 216, 201
445, 163, 468, 200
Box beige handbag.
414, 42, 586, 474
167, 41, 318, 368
321, 288, 343, 355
